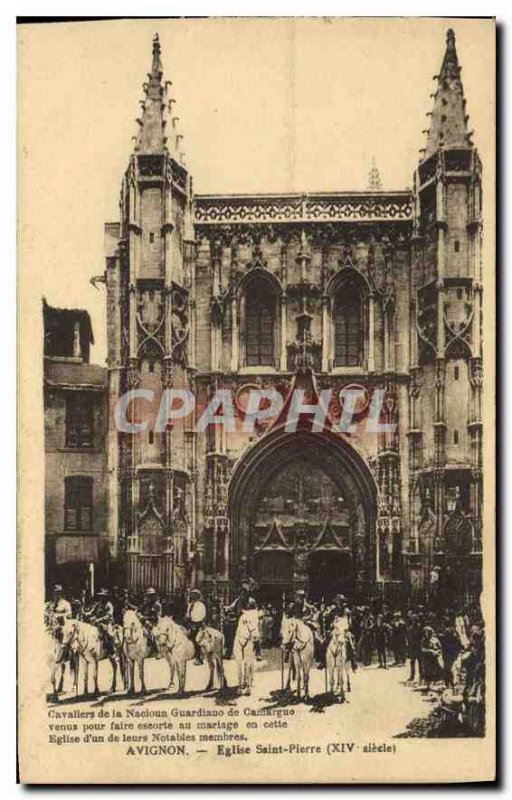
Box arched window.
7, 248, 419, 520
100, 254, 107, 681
333, 280, 364, 367
64, 476, 93, 531
245, 277, 276, 367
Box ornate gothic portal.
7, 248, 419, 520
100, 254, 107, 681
228, 429, 377, 602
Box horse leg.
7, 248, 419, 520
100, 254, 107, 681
57, 662, 65, 694
177, 662, 186, 696
165, 654, 175, 689
140, 660, 147, 695
205, 657, 214, 692
304, 667, 310, 701
110, 657, 117, 693
128, 659, 135, 695
84, 659, 89, 696
339, 664, 346, 703
93, 659, 100, 697
51, 664, 58, 701
219, 657, 227, 689
120, 652, 127, 691
245, 662, 253, 695
285, 658, 292, 691
70, 652, 77, 693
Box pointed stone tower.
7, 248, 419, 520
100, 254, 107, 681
366, 157, 382, 191
406, 29, 483, 602
105, 34, 198, 595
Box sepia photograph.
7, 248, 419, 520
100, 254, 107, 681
17, 16, 496, 784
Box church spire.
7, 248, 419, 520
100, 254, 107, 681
135, 33, 167, 154
366, 157, 382, 191
423, 28, 472, 160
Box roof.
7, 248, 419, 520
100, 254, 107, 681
42, 298, 94, 345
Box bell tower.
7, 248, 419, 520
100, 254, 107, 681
407, 29, 483, 601
106, 34, 197, 595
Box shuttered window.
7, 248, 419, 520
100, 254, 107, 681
64, 476, 93, 531
66, 394, 94, 448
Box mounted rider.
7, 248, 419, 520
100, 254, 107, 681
84, 588, 116, 656
240, 597, 263, 661
186, 589, 207, 665
51, 584, 72, 626
225, 578, 258, 617
283, 590, 317, 663
138, 588, 163, 653
326, 594, 357, 670
290, 589, 317, 624
224, 579, 262, 660
113, 587, 137, 626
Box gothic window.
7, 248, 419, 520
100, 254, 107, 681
65, 394, 94, 448
245, 278, 276, 367
64, 476, 93, 531
333, 281, 364, 367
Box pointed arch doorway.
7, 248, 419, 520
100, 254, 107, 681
228, 428, 378, 601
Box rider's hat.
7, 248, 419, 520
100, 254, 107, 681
189, 588, 202, 598
53, 584, 63, 593
145, 587, 157, 596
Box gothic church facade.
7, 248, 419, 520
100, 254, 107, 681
102, 29, 483, 604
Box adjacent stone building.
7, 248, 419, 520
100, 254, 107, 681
46, 28, 484, 605
43, 300, 108, 594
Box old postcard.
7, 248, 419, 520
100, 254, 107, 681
18, 17, 496, 783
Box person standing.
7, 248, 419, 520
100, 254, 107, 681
358, 609, 375, 666
374, 614, 390, 669
407, 612, 423, 683
420, 625, 444, 691
390, 611, 408, 665
186, 589, 207, 665
440, 616, 461, 687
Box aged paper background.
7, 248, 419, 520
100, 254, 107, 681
18, 17, 495, 783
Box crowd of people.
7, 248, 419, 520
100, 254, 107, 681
46, 579, 485, 734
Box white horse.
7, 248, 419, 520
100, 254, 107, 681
154, 617, 194, 693
122, 610, 152, 695
154, 618, 225, 695
281, 615, 315, 700
326, 622, 351, 699
196, 625, 226, 691
60, 619, 122, 697
232, 613, 258, 695
46, 628, 76, 699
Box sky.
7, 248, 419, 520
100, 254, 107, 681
18, 18, 495, 364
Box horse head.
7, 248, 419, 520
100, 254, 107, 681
280, 616, 297, 648
123, 609, 142, 645
59, 618, 78, 647
239, 616, 258, 643
154, 617, 176, 651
